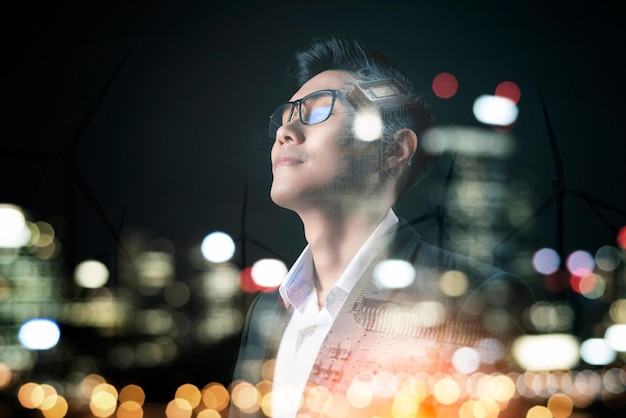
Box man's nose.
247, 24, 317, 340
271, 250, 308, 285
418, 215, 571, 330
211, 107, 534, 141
275, 113, 305, 145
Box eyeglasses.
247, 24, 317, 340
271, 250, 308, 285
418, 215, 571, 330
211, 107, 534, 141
268, 90, 340, 138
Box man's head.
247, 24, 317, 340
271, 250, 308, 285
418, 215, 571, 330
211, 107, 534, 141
269, 35, 436, 213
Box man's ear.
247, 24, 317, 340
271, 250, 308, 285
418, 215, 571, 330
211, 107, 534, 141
385, 128, 418, 170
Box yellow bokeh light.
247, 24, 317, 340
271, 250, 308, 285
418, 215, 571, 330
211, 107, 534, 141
230, 381, 260, 413
260, 391, 273, 417
261, 359, 276, 381
392, 393, 419, 418
165, 398, 193, 418
346, 381, 373, 409
202, 382, 229, 411
80, 374, 106, 400
119, 384, 145, 406
93, 383, 119, 400
18, 382, 44, 409
547, 393, 574, 417
526, 405, 553, 418
482, 374, 516, 402
197, 409, 221, 418
91, 390, 118, 417
304, 385, 332, 414
41, 395, 68, 418
34, 221, 55, 247
117, 401, 143, 418
433, 377, 460, 405
473, 397, 500, 418
0, 362, 12, 389
175, 383, 202, 408
439, 270, 469, 297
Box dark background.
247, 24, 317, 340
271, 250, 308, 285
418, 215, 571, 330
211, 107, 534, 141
1, 0, 625, 414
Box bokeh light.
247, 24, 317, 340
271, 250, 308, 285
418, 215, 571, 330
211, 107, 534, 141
595, 245, 621, 271
175, 383, 202, 408
373, 259, 415, 289
251, 258, 287, 289
532, 248, 560, 275
472, 95, 518, 126
451, 347, 481, 373
201, 231, 235, 264
433, 376, 460, 405
617, 226, 626, 249
547, 393, 574, 418
494, 80, 521, 104
0, 204, 31, 248
352, 110, 383, 142
580, 338, 617, 365
605, 324, 626, 351
512, 334, 580, 371
566, 250, 594, 274
18, 319, 61, 350
609, 299, 626, 323
439, 269, 469, 297
165, 398, 192, 418
201, 382, 230, 411
432, 72, 459, 99
74, 259, 110, 288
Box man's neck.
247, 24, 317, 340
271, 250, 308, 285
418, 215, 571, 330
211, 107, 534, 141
299, 205, 389, 307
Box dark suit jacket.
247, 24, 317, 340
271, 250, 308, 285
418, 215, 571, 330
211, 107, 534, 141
229, 218, 535, 417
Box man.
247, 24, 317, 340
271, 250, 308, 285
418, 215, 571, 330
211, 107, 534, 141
229, 35, 534, 418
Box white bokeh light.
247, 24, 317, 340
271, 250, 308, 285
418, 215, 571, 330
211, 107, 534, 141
580, 338, 617, 365
451, 346, 481, 373
373, 259, 416, 289
74, 259, 109, 288
201, 231, 236, 263
512, 334, 580, 371
18, 319, 61, 350
605, 324, 626, 352
251, 258, 288, 288
472, 95, 519, 126
353, 110, 383, 142
0, 204, 31, 248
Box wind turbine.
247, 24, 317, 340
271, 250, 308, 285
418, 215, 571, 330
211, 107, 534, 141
409, 152, 466, 249
494, 94, 626, 271
2, 49, 134, 272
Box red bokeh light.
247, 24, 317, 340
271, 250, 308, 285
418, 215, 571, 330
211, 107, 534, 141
495, 81, 521, 104
617, 226, 626, 249
432, 72, 458, 99
239, 266, 279, 293
239, 267, 264, 293
569, 268, 593, 294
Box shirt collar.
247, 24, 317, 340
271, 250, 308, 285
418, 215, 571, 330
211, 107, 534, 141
279, 208, 399, 311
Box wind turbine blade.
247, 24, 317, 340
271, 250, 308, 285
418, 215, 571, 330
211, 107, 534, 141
73, 166, 132, 262
540, 93, 564, 182
569, 189, 626, 217
441, 151, 457, 203
495, 194, 556, 249
247, 238, 287, 262
71, 49, 132, 150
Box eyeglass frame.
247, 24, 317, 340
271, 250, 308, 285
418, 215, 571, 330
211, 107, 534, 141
268, 89, 344, 139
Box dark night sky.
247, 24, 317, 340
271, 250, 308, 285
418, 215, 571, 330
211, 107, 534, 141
3, 0, 624, 269
1, 0, 626, 407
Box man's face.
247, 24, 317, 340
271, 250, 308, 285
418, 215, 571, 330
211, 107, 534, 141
269, 70, 383, 213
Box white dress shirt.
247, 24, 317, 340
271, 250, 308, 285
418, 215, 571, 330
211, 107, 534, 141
271, 209, 399, 418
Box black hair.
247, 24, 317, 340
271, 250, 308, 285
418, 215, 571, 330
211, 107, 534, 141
287, 34, 438, 199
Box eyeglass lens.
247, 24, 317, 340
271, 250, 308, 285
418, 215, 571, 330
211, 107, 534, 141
269, 90, 336, 138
